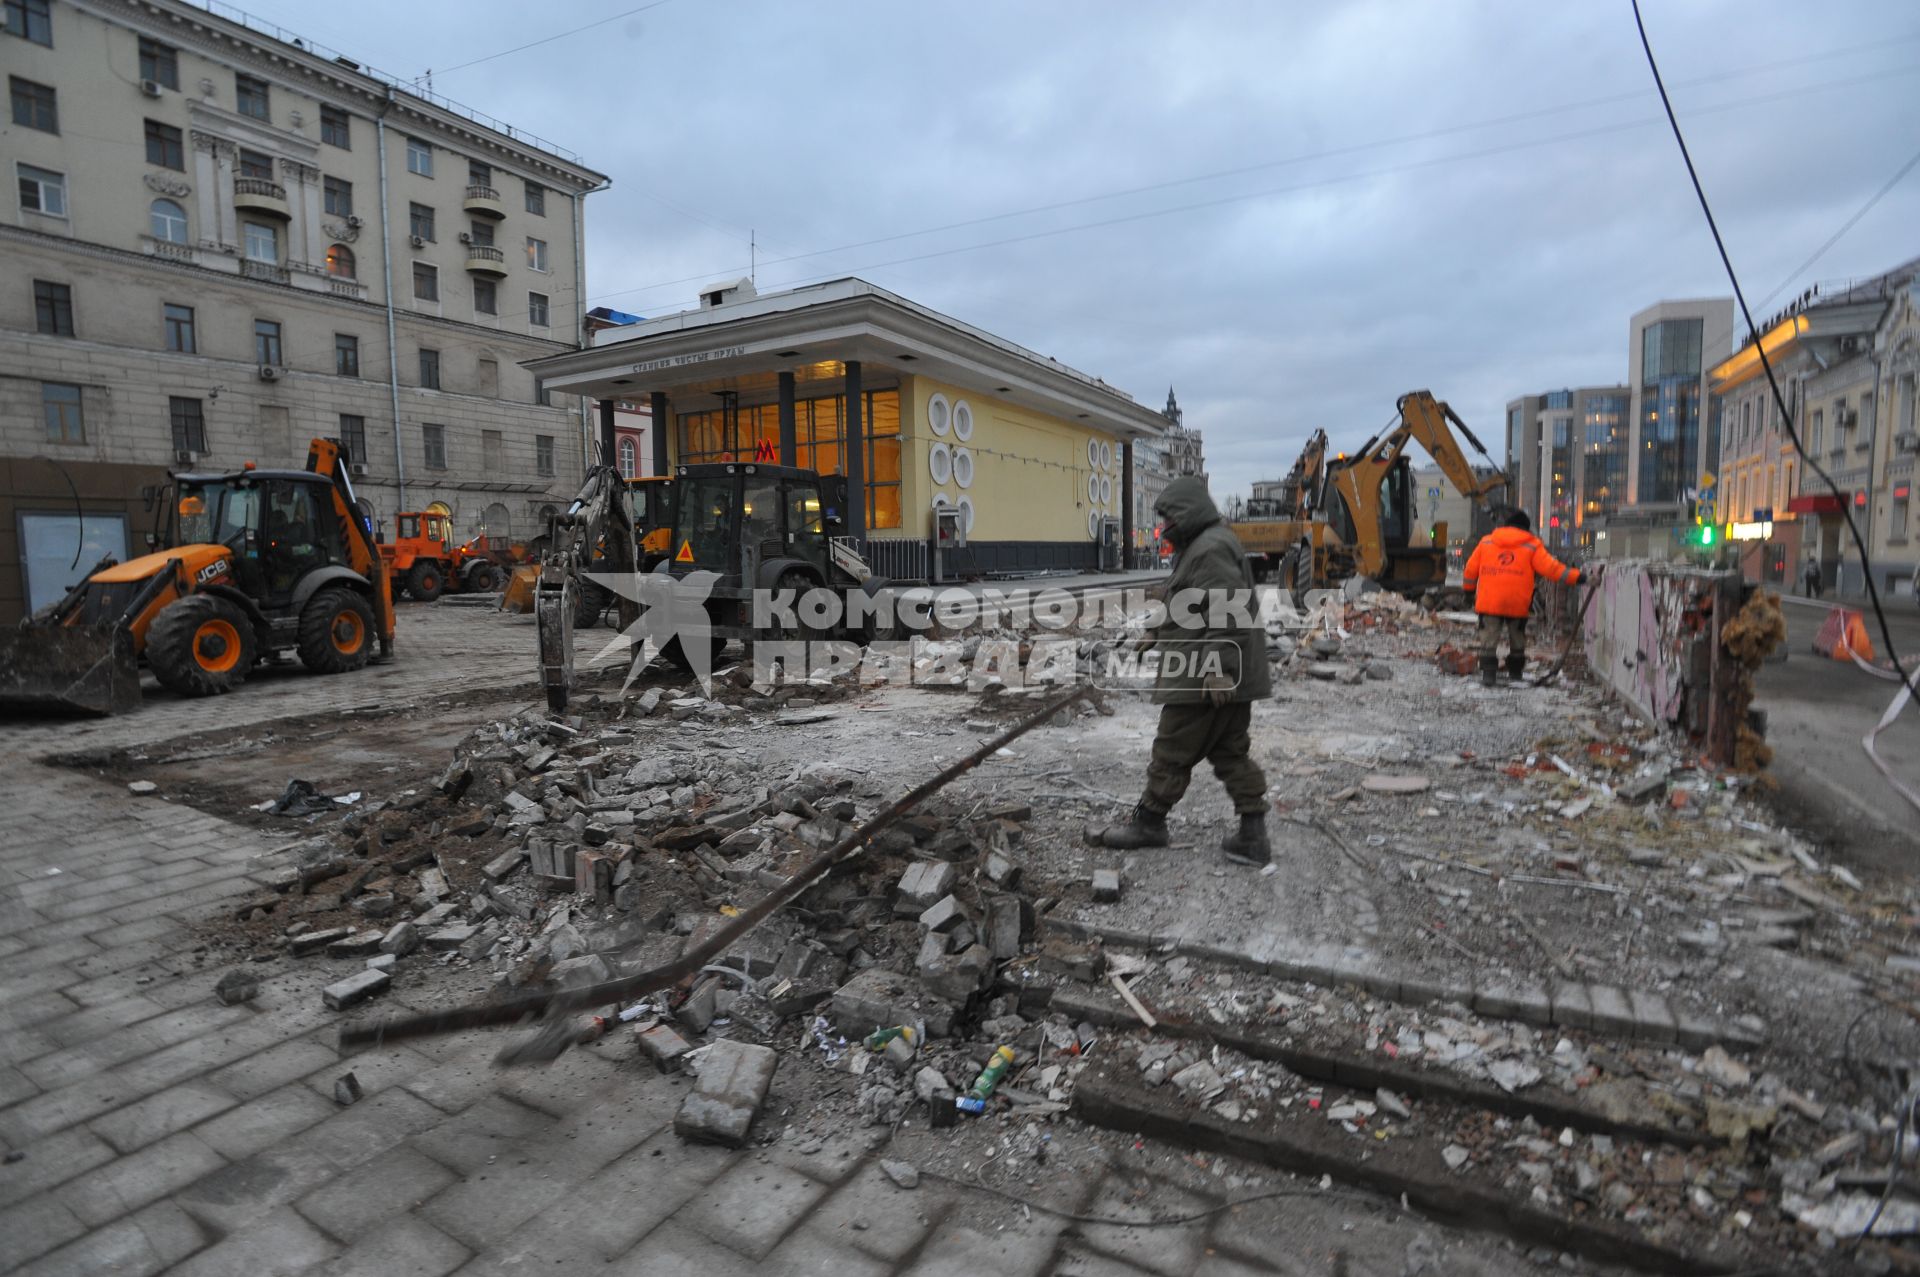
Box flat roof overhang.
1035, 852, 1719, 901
524, 279, 1168, 441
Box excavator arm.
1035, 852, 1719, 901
535, 464, 641, 712
305, 436, 394, 654
1394, 390, 1508, 505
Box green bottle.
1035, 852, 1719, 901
969, 1046, 1015, 1100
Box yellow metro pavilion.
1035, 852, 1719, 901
525, 278, 1169, 577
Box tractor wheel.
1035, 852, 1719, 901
1283, 544, 1314, 598
465, 562, 499, 593
573, 581, 607, 629
297, 587, 376, 675
407, 561, 446, 602
149, 594, 256, 697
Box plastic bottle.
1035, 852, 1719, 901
864, 1025, 916, 1051
968, 1046, 1015, 1100
954, 1095, 988, 1115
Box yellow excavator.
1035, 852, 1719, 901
0, 438, 394, 715
1231, 390, 1509, 596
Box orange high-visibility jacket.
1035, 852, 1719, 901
1463, 526, 1581, 618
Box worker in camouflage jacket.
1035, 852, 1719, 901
1089, 477, 1274, 865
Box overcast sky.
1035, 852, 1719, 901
245, 0, 1920, 498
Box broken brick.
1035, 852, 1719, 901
674, 1038, 776, 1148
322, 968, 389, 1010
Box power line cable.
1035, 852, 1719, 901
430, 0, 675, 77
659, 63, 1920, 311
1629, 1, 1918, 783
584, 36, 1920, 306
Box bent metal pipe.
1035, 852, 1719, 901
339, 683, 1093, 1054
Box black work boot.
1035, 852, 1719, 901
1085, 806, 1170, 849
1505, 654, 1526, 685
1221, 813, 1271, 866
1479, 657, 1498, 688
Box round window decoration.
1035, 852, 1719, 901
1087, 509, 1101, 539
952, 447, 974, 489
1087, 438, 1101, 468
928, 441, 953, 485
1100, 439, 1114, 470
1100, 474, 1113, 505
952, 400, 974, 441
927, 394, 951, 437
1086, 473, 1100, 505
957, 495, 975, 534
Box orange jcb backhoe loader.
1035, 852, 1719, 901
0, 438, 395, 715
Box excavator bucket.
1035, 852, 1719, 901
0, 624, 141, 716
500, 565, 540, 614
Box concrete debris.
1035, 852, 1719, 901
213, 969, 259, 1005
674, 1039, 777, 1148
880, 1159, 920, 1190
321, 968, 389, 1010
332, 1072, 363, 1106
1697, 1045, 1751, 1090
1091, 869, 1123, 902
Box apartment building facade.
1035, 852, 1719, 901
1502, 384, 1629, 551
3, 0, 607, 618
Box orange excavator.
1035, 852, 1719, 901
380, 509, 506, 600
0, 438, 394, 715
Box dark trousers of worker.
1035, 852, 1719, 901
1140, 702, 1268, 817
1475, 614, 1526, 659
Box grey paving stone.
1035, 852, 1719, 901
674, 1158, 832, 1260
298, 1042, 440, 1105
290, 1087, 451, 1176
90, 1080, 237, 1153
1586, 983, 1637, 1037
1472, 979, 1552, 1024
895, 1220, 1067, 1277
295, 1144, 459, 1239
306, 1211, 470, 1277
39, 994, 172, 1050
407, 1094, 556, 1175
14, 1199, 205, 1277
1627, 988, 1677, 1043
471, 1126, 727, 1264
605, 1218, 759, 1276
62, 1130, 228, 1227
1548, 981, 1593, 1030
192, 1083, 338, 1160
803, 1162, 951, 1263
1072, 1172, 1216, 1277
0, 1063, 38, 1108
766, 1222, 895, 1277
0, 1123, 120, 1208
0, 1191, 88, 1271
674, 1038, 776, 1148
166, 1205, 338, 1277
208, 1038, 343, 1102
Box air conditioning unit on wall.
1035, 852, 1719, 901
140, 79, 163, 98
257, 365, 279, 381
409, 235, 425, 249
350, 461, 369, 476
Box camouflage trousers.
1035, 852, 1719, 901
1140, 702, 1269, 817
1476, 614, 1527, 660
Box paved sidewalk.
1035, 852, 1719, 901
1, 604, 1421, 1277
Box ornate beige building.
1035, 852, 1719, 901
2, 0, 607, 618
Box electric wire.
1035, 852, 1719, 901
1628, 2, 1919, 815
587, 44, 1920, 308
429, 0, 675, 78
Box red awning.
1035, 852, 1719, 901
1786, 493, 1845, 514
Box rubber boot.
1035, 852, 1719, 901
1479, 657, 1498, 688
1221, 813, 1272, 866
1505, 653, 1527, 685
1085, 806, 1169, 849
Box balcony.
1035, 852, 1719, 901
233, 177, 290, 219
463, 243, 507, 275
239, 259, 290, 285
462, 184, 505, 219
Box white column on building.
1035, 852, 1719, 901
190, 132, 224, 249
284, 159, 323, 268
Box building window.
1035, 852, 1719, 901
408, 202, 434, 242
467, 219, 493, 247
149, 197, 187, 242
5, 0, 52, 45
17, 163, 65, 215
10, 76, 55, 132
34, 280, 72, 335
482, 429, 503, 471
1892, 497, 1909, 542
325, 244, 355, 278
536, 435, 555, 477
323, 176, 353, 216
468, 159, 491, 188
335, 333, 360, 376
144, 119, 184, 170
676, 389, 905, 529
527, 291, 549, 327
253, 319, 282, 366
1810, 410, 1823, 453
406, 136, 432, 177
419, 348, 441, 390
243, 221, 278, 263
473, 278, 496, 315
413, 262, 438, 301
524, 181, 545, 215
525, 237, 548, 272
138, 37, 178, 89
238, 149, 273, 180
235, 73, 269, 121
477, 358, 498, 398
618, 437, 636, 478
339, 414, 366, 463
169, 396, 206, 453
163, 303, 195, 353
42, 382, 82, 443
320, 104, 349, 149
423, 423, 446, 470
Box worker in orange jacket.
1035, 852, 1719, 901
1462, 509, 1584, 687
